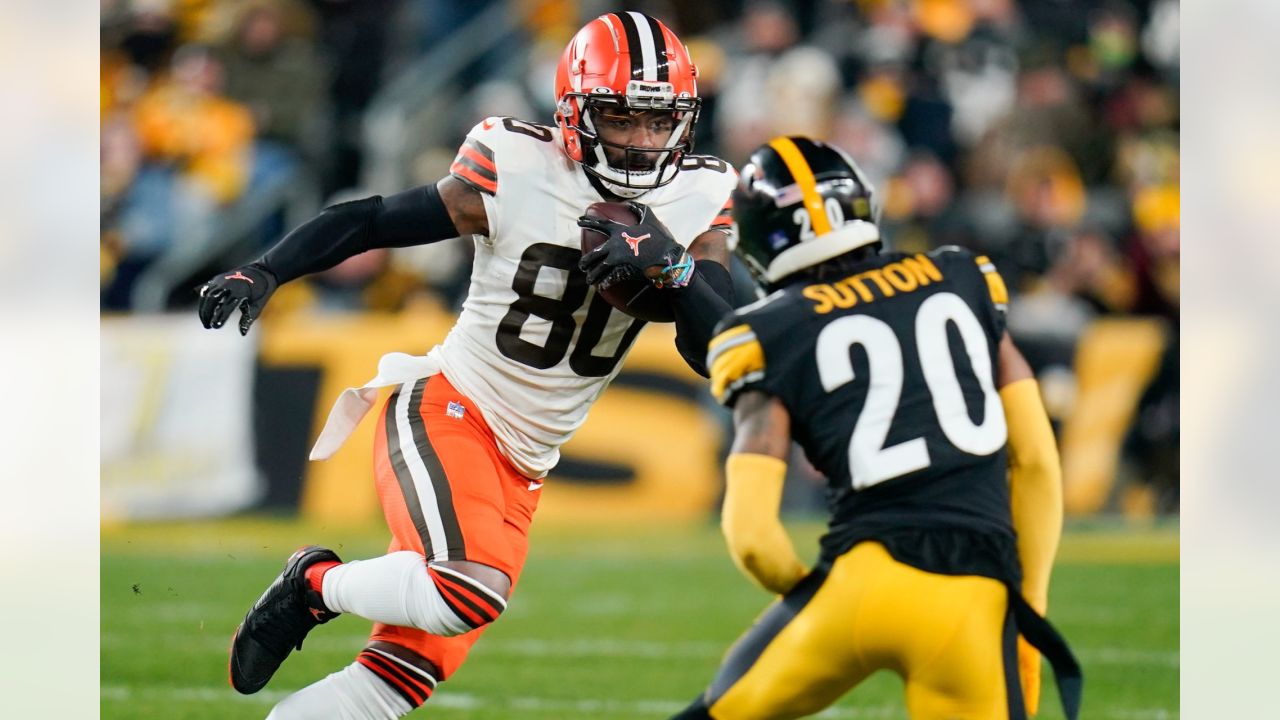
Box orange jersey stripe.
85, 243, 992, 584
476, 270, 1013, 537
437, 570, 504, 618
443, 595, 488, 627
428, 569, 489, 625
459, 145, 496, 172
357, 655, 428, 706
432, 572, 499, 624
709, 197, 733, 229
365, 651, 434, 698
438, 578, 502, 621
363, 650, 435, 690
450, 162, 497, 194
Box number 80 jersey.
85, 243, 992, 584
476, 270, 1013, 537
707, 247, 1019, 569
433, 116, 737, 480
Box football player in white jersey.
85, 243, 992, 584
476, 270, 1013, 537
195, 11, 738, 720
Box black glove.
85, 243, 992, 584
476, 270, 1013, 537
196, 262, 279, 335
576, 202, 692, 289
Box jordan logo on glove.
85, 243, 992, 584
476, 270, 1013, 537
622, 232, 650, 256
223, 271, 255, 284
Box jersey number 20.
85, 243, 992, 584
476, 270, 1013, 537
816, 292, 1006, 489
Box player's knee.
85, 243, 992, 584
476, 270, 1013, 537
357, 643, 439, 711
408, 561, 509, 636
436, 560, 512, 600
366, 640, 441, 681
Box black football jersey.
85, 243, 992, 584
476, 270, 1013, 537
708, 247, 1020, 580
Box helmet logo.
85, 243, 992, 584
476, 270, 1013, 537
622, 232, 651, 255
626, 80, 675, 106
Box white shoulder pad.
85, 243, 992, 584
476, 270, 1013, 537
449, 116, 560, 197
653, 154, 738, 244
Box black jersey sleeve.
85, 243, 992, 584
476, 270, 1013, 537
972, 252, 1010, 337
705, 292, 803, 407
707, 312, 767, 408
671, 259, 736, 378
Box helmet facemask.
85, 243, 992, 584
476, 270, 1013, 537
560, 85, 700, 198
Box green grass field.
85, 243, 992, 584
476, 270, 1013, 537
102, 518, 1178, 719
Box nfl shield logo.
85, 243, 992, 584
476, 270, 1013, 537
446, 401, 466, 420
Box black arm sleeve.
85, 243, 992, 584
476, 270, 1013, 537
259, 183, 460, 283
671, 259, 735, 378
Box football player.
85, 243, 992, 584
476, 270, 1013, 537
195, 12, 737, 720
673, 137, 1081, 720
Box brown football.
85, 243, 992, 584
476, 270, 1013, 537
580, 201, 676, 323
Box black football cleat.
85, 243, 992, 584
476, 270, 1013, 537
229, 545, 342, 694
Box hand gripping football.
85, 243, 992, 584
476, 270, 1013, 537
579, 201, 676, 323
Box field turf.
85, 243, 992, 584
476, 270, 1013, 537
102, 519, 1177, 719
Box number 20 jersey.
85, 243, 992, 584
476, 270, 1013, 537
435, 116, 737, 480
708, 247, 1020, 578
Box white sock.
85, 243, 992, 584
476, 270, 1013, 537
265, 662, 413, 720
321, 551, 504, 635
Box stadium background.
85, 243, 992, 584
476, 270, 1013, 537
99, 1, 1179, 718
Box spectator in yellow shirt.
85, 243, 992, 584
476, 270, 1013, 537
133, 44, 255, 205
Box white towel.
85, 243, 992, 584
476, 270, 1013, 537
309, 351, 442, 460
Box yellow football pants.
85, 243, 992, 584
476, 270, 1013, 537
705, 541, 1020, 720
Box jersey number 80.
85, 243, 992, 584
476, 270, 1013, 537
495, 242, 645, 377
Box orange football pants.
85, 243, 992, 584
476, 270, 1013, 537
367, 372, 541, 679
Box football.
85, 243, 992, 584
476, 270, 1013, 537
580, 201, 676, 323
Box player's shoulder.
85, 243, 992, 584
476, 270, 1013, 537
716, 288, 804, 336
919, 245, 1010, 316
676, 153, 737, 179
464, 115, 559, 150
708, 289, 797, 365
706, 290, 806, 406
451, 116, 561, 196
922, 244, 992, 276
671, 153, 738, 196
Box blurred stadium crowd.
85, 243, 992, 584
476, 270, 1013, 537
100, 0, 1179, 515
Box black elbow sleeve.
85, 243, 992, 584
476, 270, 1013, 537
672, 260, 736, 378
261, 196, 382, 283
373, 182, 460, 246
259, 183, 460, 284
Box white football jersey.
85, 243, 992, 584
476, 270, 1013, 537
431, 116, 737, 479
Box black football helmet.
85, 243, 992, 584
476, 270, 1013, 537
732, 136, 881, 289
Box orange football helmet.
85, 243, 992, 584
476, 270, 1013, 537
554, 12, 701, 198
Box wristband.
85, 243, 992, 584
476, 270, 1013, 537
657, 252, 695, 288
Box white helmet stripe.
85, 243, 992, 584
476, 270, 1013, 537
628, 11, 658, 81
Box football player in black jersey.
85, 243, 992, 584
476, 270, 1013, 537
671, 137, 1081, 720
